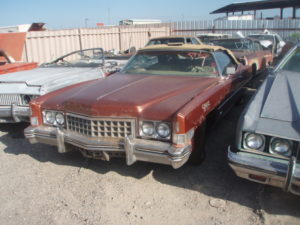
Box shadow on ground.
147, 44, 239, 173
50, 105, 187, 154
1, 72, 299, 219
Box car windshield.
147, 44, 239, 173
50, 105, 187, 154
248, 35, 274, 43
147, 38, 185, 46
280, 47, 300, 73
41, 48, 104, 68
121, 50, 219, 77
212, 39, 254, 51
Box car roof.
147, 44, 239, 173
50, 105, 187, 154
139, 44, 239, 64
149, 35, 198, 40
197, 33, 231, 37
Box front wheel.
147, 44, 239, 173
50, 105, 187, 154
188, 123, 206, 165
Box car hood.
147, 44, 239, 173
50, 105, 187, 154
241, 70, 300, 140
0, 67, 103, 92
43, 73, 219, 120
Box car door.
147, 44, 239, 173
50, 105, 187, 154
214, 50, 250, 114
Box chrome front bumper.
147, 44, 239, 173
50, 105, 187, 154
0, 104, 31, 122
24, 126, 192, 169
228, 146, 300, 196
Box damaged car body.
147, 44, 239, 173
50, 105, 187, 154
25, 44, 252, 168
228, 43, 300, 195
0, 49, 37, 75
211, 38, 273, 75
0, 48, 106, 123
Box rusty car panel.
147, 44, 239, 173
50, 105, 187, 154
211, 38, 274, 75
0, 49, 37, 75
25, 44, 252, 168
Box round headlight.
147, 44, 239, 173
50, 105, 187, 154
55, 113, 65, 125
244, 133, 264, 150
141, 122, 155, 136
156, 123, 170, 138
45, 111, 55, 124
270, 138, 292, 156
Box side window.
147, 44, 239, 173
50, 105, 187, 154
254, 42, 262, 51
191, 38, 200, 44
186, 38, 192, 44
214, 51, 235, 75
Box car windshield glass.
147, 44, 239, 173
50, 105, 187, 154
212, 39, 253, 50
42, 49, 104, 68
147, 38, 185, 46
121, 50, 219, 77
248, 35, 274, 43
280, 47, 300, 73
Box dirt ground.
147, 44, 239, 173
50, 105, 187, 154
0, 73, 299, 225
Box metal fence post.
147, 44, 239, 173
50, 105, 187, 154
78, 28, 83, 51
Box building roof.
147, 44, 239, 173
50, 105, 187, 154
211, 0, 300, 14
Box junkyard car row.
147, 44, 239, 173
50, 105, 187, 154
1, 33, 299, 196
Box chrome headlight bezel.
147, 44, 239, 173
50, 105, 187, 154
21, 95, 39, 105
269, 137, 293, 157
243, 132, 265, 151
43, 110, 65, 127
139, 120, 171, 140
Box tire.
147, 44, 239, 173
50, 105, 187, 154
188, 122, 206, 165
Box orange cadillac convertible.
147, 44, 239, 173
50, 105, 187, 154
25, 44, 252, 168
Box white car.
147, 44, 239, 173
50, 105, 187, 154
0, 48, 107, 123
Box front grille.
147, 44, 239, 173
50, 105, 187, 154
66, 114, 134, 138
0, 94, 22, 106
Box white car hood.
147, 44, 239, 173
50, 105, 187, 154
0, 67, 103, 94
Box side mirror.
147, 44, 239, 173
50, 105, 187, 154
226, 66, 236, 75
279, 41, 285, 48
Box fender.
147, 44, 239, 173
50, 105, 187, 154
175, 78, 233, 134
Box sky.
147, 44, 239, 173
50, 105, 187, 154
1, 0, 288, 29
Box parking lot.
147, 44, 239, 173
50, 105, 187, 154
0, 72, 299, 225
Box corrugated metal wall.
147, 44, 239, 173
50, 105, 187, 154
23, 19, 300, 64
172, 18, 300, 39
24, 25, 171, 64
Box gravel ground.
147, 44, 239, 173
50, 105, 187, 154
0, 73, 299, 225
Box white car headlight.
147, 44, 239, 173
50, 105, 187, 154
270, 137, 292, 157
45, 111, 55, 124
141, 122, 155, 136
43, 110, 65, 126
140, 120, 171, 140
156, 123, 170, 138
244, 132, 265, 150
55, 113, 65, 125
